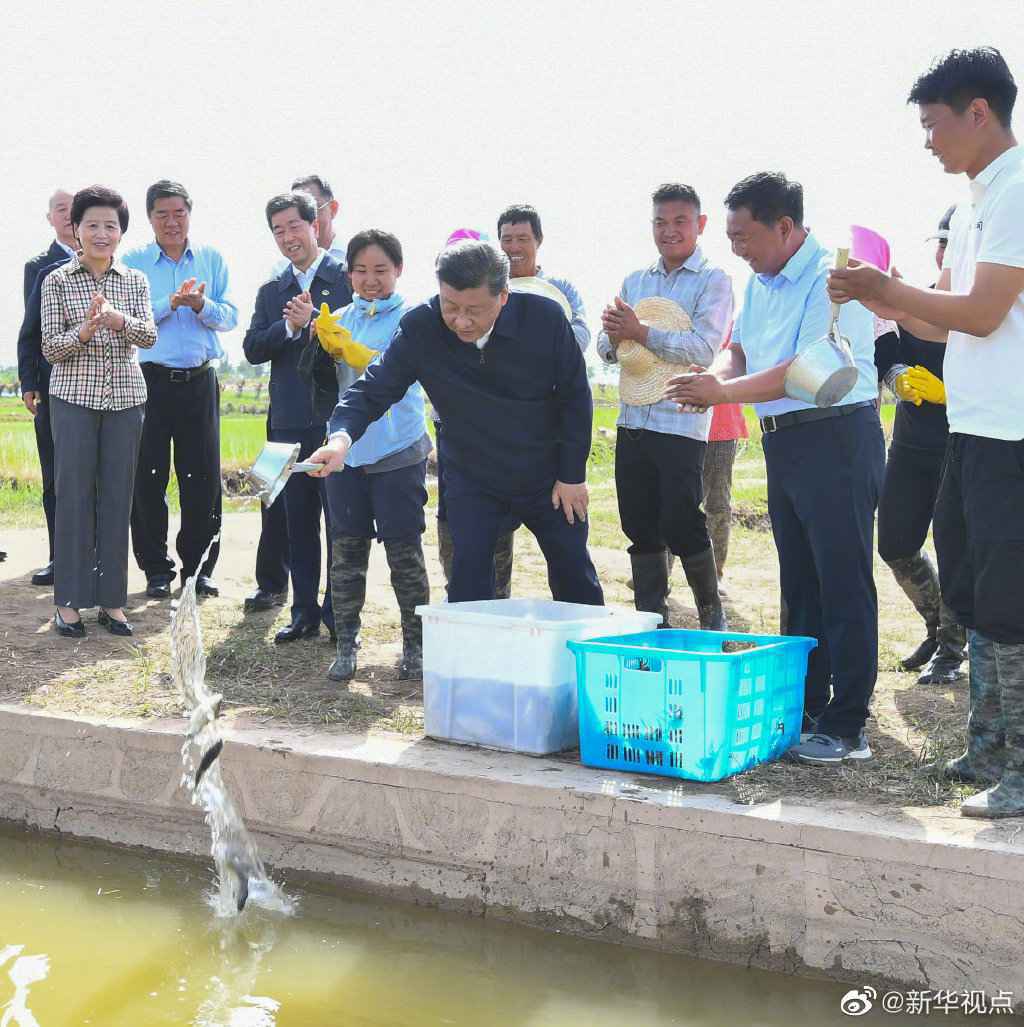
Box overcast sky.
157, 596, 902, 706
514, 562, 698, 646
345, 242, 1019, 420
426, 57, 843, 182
3, 0, 1022, 369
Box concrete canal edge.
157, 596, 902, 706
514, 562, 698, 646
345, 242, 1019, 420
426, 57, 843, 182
1, 704, 1021, 1002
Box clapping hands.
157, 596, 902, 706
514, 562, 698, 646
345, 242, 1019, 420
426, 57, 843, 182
170, 277, 206, 312
79, 291, 126, 342
284, 290, 314, 333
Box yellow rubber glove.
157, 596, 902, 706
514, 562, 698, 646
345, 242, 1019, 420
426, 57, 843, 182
905, 365, 946, 406
893, 370, 923, 406
313, 303, 379, 372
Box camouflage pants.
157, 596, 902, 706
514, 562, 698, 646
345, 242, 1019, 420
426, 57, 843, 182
886, 550, 965, 654
702, 439, 737, 579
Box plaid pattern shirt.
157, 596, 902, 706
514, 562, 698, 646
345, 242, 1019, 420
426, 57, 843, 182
41, 255, 157, 410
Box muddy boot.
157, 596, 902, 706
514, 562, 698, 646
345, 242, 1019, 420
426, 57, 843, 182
629, 551, 669, 626
384, 536, 429, 680
626, 549, 673, 595
918, 601, 967, 684
493, 531, 515, 601
327, 535, 371, 683
682, 547, 727, 631
962, 641, 1024, 819
886, 552, 940, 670
944, 631, 1004, 786
437, 518, 454, 594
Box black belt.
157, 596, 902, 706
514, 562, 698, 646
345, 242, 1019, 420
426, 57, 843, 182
760, 400, 874, 434
144, 360, 212, 383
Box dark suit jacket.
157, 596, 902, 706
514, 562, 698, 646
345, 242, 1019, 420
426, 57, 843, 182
243, 255, 352, 432
18, 254, 71, 395
23, 240, 69, 306
330, 293, 593, 499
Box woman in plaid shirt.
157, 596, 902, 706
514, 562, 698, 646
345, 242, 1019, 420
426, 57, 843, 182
41, 185, 157, 637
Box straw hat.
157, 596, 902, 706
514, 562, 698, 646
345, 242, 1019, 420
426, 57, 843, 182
508, 276, 573, 320
616, 297, 693, 406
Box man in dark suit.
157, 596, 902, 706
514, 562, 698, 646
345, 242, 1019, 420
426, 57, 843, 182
243, 190, 351, 643
18, 189, 78, 586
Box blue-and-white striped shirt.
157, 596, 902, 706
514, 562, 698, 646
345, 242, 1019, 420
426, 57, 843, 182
597, 247, 733, 440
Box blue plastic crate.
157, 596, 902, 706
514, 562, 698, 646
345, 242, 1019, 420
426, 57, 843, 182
567, 629, 817, 782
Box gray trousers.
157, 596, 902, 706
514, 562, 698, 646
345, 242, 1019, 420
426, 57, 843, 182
50, 397, 145, 610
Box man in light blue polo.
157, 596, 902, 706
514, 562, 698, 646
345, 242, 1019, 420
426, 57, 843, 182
123, 180, 238, 599
666, 172, 885, 764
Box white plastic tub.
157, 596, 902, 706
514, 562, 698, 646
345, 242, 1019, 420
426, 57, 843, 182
415, 599, 662, 755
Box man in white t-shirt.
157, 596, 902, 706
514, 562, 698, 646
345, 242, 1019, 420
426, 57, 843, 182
829, 47, 1024, 818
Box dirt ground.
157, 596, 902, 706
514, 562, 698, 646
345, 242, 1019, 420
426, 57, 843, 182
0, 509, 973, 811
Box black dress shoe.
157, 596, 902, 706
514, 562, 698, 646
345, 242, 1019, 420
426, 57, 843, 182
54, 609, 86, 638
244, 589, 287, 612
275, 620, 320, 644
196, 576, 219, 598
146, 576, 173, 599
32, 562, 54, 586
98, 609, 134, 637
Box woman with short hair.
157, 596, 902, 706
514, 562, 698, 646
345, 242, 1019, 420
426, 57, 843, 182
41, 185, 157, 637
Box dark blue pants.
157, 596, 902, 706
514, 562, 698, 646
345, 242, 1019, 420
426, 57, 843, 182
270, 427, 333, 628
34, 393, 57, 561
444, 464, 603, 605
325, 459, 427, 540
762, 406, 885, 738
254, 413, 289, 594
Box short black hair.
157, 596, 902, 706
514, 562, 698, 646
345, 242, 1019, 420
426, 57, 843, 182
347, 229, 403, 269
652, 183, 701, 212
435, 240, 509, 296
497, 204, 543, 242
145, 179, 192, 216
909, 47, 1017, 128
265, 190, 317, 230
291, 174, 334, 201
71, 185, 129, 232
724, 172, 804, 227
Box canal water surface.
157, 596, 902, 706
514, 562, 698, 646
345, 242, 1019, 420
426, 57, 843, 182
0, 825, 980, 1026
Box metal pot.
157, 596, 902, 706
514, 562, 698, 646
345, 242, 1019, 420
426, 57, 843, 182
783, 247, 859, 408
247, 441, 322, 508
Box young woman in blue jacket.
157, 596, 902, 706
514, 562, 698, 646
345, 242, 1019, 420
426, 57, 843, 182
319, 230, 431, 683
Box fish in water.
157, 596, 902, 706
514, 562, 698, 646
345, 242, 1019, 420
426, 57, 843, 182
223, 841, 259, 911
195, 739, 224, 787
186, 693, 223, 739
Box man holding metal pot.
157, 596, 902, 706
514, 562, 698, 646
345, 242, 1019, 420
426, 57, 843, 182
665, 172, 884, 767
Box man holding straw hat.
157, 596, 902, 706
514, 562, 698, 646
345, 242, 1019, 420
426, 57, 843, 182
596, 183, 733, 629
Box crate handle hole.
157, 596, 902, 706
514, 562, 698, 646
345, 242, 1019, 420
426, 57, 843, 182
623, 657, 662, 672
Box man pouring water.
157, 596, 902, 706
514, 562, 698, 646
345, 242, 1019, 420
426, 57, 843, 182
306, 239, 603, 606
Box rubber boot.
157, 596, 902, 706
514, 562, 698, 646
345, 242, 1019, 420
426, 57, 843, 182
437, 518, 454, 594
494, 531, 514, 601
327, 535, 371, 683
961, 640, 1024, 818
626, 549, 673, 596
886, 552, 940, 671
944, 631, 1004, 786
384, 536, 429, 680
681, 547, 727, 631
629, 551, 669, 626
918, 600, 967, 685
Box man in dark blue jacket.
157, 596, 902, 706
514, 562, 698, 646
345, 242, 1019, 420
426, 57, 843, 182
17, 189, 78, 586
308, 240, 603, 605
243, 190, 351, 642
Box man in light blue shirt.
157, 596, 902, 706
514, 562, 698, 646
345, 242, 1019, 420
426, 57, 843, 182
667, 172, 885, 766
122, 180, 238, 599
597, 183, 733, 630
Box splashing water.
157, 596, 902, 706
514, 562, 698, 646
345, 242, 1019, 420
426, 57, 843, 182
170, 550, 293, 919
